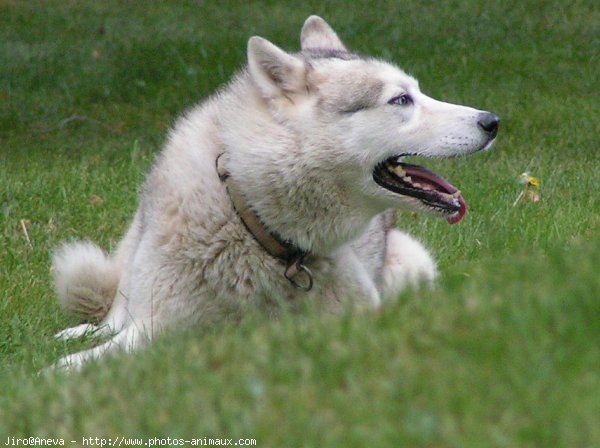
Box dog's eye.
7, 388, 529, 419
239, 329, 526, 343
388, 94, 413, 106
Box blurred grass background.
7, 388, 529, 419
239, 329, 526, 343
1, 0, 599, 446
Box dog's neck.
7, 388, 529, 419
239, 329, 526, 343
216, 154, 305, 259
220, 145, 379, 256
243, 178, 372, 255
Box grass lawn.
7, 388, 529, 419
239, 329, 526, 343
1, 0, 599, 446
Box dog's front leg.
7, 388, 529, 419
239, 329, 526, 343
380, 229, 437, 301
322, 245, 382, 311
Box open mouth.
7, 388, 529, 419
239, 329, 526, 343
372, 156, 467, 224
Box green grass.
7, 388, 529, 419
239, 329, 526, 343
1, 0, 599, 445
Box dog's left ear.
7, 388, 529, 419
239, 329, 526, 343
247, 36, 307, 98
300, 15, 347, 52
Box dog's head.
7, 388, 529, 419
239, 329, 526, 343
246, 16, 498, 225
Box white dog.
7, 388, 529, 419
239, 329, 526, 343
51, 16, 498, 368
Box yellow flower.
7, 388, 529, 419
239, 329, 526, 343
513, 172, 541, 206
518, 172, 540, 189
528, 176, 540, 188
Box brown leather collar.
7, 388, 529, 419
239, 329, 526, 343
216, 154, 313, 291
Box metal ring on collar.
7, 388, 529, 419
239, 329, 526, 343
284, 259, 314, 292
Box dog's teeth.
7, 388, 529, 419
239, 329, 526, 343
393, 166, 407, 177
402, 176, 412, 183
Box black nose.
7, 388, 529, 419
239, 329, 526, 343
477, 112, 500, 139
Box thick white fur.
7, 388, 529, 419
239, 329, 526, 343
52, 242, 119, 321
381, 230, 438, 301
50, 16, 496, 369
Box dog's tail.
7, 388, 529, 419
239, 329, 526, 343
52, 241, 120, 322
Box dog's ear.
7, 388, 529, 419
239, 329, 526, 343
247, 36, 307, 98
300, 15, 347, 52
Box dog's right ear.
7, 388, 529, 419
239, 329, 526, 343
247, 36, 307, 99
300, 15, 347, 52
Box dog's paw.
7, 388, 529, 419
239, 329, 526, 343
54, 323, 109, 341
38, 356, 80, 376
381, 229, 437, 300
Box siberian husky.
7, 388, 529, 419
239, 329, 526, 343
51, 16, 498, 368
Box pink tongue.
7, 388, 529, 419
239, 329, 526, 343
447, 195, 467, 224
403, 165, 468, 225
